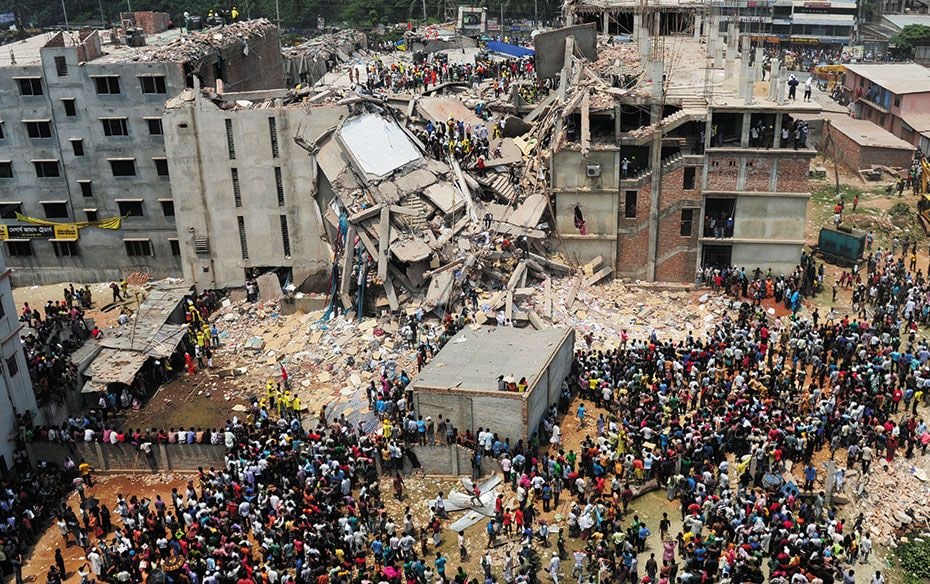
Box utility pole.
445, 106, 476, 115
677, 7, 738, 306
98, 0, 105, 26
423, 0, 427, 22
61, 0, 69, 30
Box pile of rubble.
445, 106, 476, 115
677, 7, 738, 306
845, 460, 930, 545
283, 30, 370, 87
119, 18, 277, 63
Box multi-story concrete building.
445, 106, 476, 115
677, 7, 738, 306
555, 6, 820, 281
164, 89, 338, 290
0, 20, 283, 286
0, 251, 38, 470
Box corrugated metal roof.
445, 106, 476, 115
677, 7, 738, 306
845, 63, 930, 95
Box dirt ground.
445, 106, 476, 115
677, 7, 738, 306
12, 281, 150, 330
22, 473, 193, 584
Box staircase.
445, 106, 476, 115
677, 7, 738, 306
623, 103, 708, 145
397, 192, 431, 231
622, 152, 686, 187
475, 170, 517, 201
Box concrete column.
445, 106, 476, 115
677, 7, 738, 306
602, 11, 609, 35
754, 46, 764, 82
701, 109, 714, 192
633, 14, 642, 40
451, 445, 460, 475
714, 37, 725, 68
773, 113, 783, 148
646, 59, 664, 282
768, 159, 779, 191
693, 13, 703, 40
740, 112, 751, 147
777, 68, 788, 105
768, 58, 780, 99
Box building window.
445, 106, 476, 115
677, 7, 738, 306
680, 209, 694, 236
94, 76, 121, 94
0, 162, 11, 179
124, 240, 153, 257
139, 75, 167, 94
54, 55, 68, 76
0, 203, 21, 219
624, 191, 637, 219
683, 167, 696, 190
52, 241, 79, 257
42, 202, 69, 219
879, 115, 886, 126
0, 122, 4, 139
84, 209, 98, 222
160, 200, 175, 217
79, 181, 93, 198
34, 161, 60, 178
101, 118, 129, 136
269, 117, 279, 158
5, 241, 32, 257
274, 167, 285, 206
154, 158, 169, 177
24, 121, 51, 138
71, 139, 84, 156
117, 200, 144, 217
146, 118, 164, 135
225, 119, 236, 159
5, 355, 18, 377
894, 96, 901, 107
237, 216, 249, 260
280, 215, 291, 256
62, 98, 76, 116
169, 239, 181, 256
109, 159, 136, 177
231, 168, 242, 207
17, 78, 42, 96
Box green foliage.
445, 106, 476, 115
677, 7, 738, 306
890, 201, 915, 219
895, 536, 930, 580
893, 24, 930, 51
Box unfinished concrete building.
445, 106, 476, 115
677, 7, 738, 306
548, 7, 820, 280
0, 20, 282, 285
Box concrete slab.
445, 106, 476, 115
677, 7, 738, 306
394, 168, 438, 193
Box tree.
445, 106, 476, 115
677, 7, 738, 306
892, 24, 930, 52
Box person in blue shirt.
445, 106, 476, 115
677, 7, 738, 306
804, 464, 817, 491
576, 403, 586, 427
434, 552, 447, 578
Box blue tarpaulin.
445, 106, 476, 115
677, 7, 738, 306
485, 41, 535, 58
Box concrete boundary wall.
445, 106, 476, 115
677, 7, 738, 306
387, 444, 501, 477
26, 441, 226, 473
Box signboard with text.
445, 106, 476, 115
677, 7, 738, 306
0, 224, 79, 241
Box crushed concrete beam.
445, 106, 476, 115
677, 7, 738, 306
383, 275, 399, 311
582, 255, 603, 276
425, 258, 465, 279
340, 224, 356, 298
566, 277, 581, 309
527, 310, 549, 330
584, 266, 612, 286
505, 290, 514, 322
507, 262, 527, 291
349, 205, 384, 224
389, 205, 419, 216
580, 90, 591, 156
377, 206, 390, 281
529, 252, 571, 273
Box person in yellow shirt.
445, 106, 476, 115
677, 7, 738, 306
383, 420, 392, 440
292, 396, 302, 421
79, 460, 93, 486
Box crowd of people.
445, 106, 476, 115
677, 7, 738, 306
360, 53, 534, 96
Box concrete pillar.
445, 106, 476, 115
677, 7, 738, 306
773, 112, 783, 148
451, 445, 460, 475
824, 460, 836, 506
777, 68, 788, 105
725, 23, 739, 80
633, 14, 642, 40
768, 58, 780, 99
602, 11, 609, 35
700, 109, 713, 191
693, 13, 703, 40
754, 46, 764, 82
646, 58, 664, 282
740, 112, 751, 147
768, 159, 779, 191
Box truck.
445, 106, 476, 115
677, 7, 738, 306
813, 226, 866, 267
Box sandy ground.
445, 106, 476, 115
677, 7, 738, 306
22, 473, 193, 584
12, 282, 149, 330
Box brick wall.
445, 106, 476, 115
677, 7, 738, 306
776, 157, 813, 192
744, 157, 773, 191
825, 124, 912, 171
706, 157, 740, 190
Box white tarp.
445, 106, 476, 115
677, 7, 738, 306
339, 114, 421, 177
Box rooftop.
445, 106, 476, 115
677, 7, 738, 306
884, 14, 930, 30
0, 32, 56, 67
412, 326, 572, 393
844, 63, 930, 95
827, 114, 915, 150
